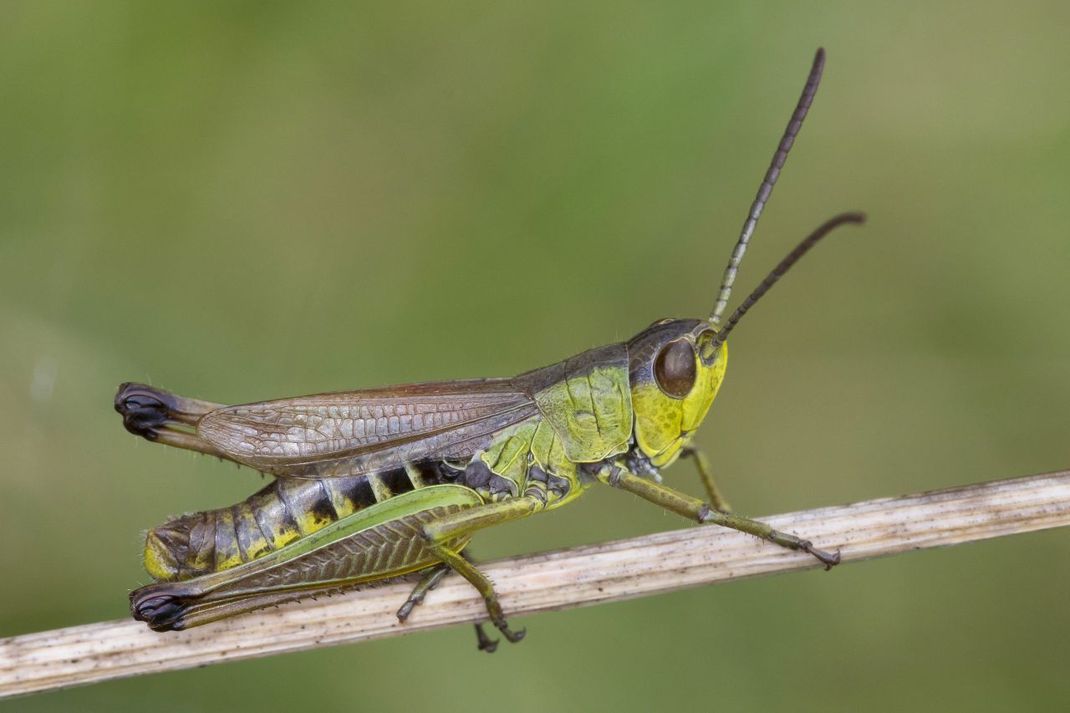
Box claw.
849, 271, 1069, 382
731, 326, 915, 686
805, 542, 841, 570
494, 620, 526, 643
503, 626, 526, 643
474, 623, 499, 653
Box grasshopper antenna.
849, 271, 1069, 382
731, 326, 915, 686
706, 212, 866, 352
709, 47, 826, 325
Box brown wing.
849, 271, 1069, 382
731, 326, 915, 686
196, 378, 538, 478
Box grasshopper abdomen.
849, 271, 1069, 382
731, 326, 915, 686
144, 460, 455, 581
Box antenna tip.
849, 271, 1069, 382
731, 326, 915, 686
818, 211, 867, 236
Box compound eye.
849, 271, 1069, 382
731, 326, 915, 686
653, 339, 696, 399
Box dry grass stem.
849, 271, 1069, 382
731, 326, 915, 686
2, 470, 1068, 698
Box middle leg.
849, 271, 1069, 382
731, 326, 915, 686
418, 495, 543, 643
396, 550, 500, 653
681, 446, 732, 513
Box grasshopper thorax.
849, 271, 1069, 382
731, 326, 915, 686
626, 319, 727, 469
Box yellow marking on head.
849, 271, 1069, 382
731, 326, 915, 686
633, 341, 727, 467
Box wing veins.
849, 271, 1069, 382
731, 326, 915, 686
198, 383, 539, 479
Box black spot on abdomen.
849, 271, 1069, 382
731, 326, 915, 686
380, 467, 416, 496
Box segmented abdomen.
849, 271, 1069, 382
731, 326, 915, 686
144, 463, 448, 582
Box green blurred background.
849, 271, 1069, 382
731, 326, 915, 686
2, 2, 1068, 711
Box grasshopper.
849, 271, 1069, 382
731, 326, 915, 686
116, 48, 864, 651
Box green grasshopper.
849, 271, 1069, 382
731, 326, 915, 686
116, 48, 864, 651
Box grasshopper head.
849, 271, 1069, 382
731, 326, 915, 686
627, 319, 726, 468
626, 212, 864, 469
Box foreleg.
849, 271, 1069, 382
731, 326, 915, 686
602, 470, 839, 568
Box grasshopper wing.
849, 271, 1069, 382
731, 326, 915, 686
196, 378, 538, 478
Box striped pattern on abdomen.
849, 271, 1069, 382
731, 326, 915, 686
143, 462, 452, 581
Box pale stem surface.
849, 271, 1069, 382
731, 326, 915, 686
2, 470, 1068, 698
